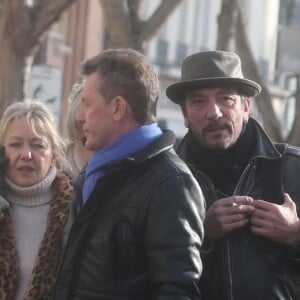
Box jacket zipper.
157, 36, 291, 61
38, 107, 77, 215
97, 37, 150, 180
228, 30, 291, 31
225, 159, 257, 300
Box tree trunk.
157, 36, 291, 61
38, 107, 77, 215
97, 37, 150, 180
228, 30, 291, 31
217, 0, 283, 141
0, 41, 27, 114
216, 0, 238, 50
234, 1, 283, 141
0, 0, 79, 116
100, 0, 134, 49
100, 0, 182, 51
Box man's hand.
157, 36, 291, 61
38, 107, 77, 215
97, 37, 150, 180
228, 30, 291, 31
204, 196, 254, 239
250, 193, 300, 246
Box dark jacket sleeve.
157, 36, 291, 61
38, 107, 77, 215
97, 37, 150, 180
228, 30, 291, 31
145, 170, 205, 300
282, 147, 300, 261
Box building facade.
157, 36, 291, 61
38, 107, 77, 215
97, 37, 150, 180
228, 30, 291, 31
144, 0, 280, 137
31, 0, 297, 138
29, 0, 104, 131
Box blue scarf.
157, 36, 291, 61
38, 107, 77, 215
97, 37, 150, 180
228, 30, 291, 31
82, 123, 163, 204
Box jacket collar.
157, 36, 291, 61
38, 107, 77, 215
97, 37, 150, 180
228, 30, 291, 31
72, 130, 175, 193
246, 117, 282, 160
72, 130, 176, 222
122, 129, 176, 163
101, 129, 176, 169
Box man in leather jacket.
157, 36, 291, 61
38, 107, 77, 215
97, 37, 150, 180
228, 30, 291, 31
53, 49, 205, 300
166, 50, 300, 300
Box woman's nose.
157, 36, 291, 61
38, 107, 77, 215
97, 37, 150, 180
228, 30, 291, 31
76, 105, 85, 125
20, 146, 32, 160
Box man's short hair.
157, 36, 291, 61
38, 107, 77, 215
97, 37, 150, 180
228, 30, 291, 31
81, 49, 159, 124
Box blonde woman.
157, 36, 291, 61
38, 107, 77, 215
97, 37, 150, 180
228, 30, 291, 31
65, 83, 93, 176
0, 101, 73, 300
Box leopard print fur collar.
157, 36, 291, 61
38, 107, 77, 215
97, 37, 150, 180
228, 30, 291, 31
0, 172, 73, 300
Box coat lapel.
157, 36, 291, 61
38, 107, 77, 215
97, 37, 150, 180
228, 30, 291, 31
0, 209, 18, 299
0, 172, 73, 300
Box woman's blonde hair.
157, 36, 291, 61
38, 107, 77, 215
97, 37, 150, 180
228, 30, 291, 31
65, 83, 84, 145
0, 100, 72, 174
65, 83, 86, 175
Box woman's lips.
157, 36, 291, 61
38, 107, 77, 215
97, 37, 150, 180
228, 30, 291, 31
17, 166, 34, 172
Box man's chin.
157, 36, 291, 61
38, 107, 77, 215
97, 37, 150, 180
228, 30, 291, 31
204, 139, 232, 152
84, 140, 94, 152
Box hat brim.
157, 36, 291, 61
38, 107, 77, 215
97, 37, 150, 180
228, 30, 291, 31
166, 77, 262, 104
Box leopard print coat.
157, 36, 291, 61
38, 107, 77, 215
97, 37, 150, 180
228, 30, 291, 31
0, 172, 73, 300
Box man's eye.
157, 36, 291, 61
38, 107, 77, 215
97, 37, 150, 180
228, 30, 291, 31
222, 97, 234, 103
192, 99, 204, 105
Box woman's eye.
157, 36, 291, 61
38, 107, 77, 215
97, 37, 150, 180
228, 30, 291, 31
32, 144, 47, 149
8, 142, 20, 148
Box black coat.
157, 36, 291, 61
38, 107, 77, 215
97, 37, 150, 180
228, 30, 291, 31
53, 131, 205, 300
177, 117, 300, 300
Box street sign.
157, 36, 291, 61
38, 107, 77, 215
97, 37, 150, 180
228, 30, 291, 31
29, 65, 62, 125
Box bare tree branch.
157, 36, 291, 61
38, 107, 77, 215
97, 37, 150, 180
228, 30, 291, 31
0, 0, 79, 112
141, 0, 182, 41
0, 0, 30, 52
26, 0, 79, 49
99, 0, 183, 50
127, 0, 142, 15
0, 0, 78, 53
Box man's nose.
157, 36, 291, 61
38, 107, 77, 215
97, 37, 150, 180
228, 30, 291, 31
206, 102, 223, 119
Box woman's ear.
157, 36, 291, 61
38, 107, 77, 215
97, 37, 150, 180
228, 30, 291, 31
51, 156, 56, 167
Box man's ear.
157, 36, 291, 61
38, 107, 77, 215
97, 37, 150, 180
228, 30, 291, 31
180, 103, 189, 128
243, 97, 252, 122
184, 116, 190, 128
245, 97, 251, 111
111, 96, 127, 121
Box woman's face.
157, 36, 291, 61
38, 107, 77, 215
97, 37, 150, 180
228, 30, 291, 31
3, 118, 54, 187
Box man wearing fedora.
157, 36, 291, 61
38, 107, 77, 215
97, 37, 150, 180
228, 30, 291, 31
166, 50, 300, 300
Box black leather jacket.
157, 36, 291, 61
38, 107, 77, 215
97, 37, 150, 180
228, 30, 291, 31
53, 131, 205, 300
177, 118, 300, 300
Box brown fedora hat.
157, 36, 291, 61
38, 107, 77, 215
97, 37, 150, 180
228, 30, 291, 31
166, 50, 262, 104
